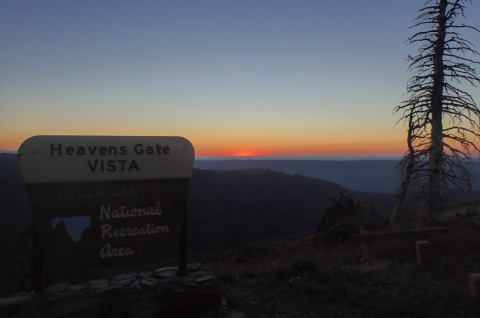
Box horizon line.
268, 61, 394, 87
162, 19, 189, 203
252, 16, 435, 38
0, 150, 402, 160
195, 155, 405, 160
3, 150, 480, 162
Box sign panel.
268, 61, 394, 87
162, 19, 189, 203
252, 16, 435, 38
18, 135, 195, 285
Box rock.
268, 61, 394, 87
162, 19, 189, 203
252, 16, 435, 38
317, 195, 388, 234
0, 295, 32, 310
154, 267, 178, 278
87, 278, 109, 289
69, 284, 86, 292
130, 279, 143, 289
45, 283, 69, 293
110, 275, 137, 287
141, 277, 158, 288
110, 273, 137, 286
157, 276, 180, 284
90, 285, 123, 297
416, 241, 434, 269
138, 271, 153, 278
193, 270, 210, 278
194, 275, 216, 283
187, 262, 202, 272
110, 272, 137, 280
0, 265, 221, 318
182, 276, 196, 282
44, 283, 75, 297
194, 275, 218, 289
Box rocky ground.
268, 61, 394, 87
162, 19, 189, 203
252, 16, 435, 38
192, 218, 480, 318
1, 218, 480, 318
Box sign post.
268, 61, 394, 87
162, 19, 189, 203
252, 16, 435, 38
18, 135, 195, 289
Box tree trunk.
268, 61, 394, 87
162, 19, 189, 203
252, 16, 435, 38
390, 109, 416, 230
425, 0, 447, 224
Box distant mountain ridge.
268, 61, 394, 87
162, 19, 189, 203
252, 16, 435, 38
1, 154, 398, 253
194, 159, 480, 194
1, 154, 479, 254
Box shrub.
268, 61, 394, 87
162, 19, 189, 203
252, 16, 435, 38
289, 259, 319, 276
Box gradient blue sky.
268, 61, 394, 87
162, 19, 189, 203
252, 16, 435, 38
1, 1, 479, 156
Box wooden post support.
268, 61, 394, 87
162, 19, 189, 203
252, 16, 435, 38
468, 273, 480, 318
178, 214, 187, 277
361, 241, 375, 261
33, 236, 45, 292
359, 230, 375, 261
415, 241, 433, 269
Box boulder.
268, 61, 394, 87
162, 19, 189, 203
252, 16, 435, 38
325, 220, 361, 243
316, 194, 388, 237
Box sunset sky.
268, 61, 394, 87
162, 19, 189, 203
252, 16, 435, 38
1, 1, 480, 157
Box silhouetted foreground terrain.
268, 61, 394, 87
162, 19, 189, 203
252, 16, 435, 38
194, 218, 480, 318
2, 154, 480, 317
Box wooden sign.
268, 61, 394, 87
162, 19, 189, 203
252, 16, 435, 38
18, 136, 195, 287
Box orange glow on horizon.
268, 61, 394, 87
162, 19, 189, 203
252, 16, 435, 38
195, 149, 406, 157
232, 151, 258, 157
194, 141, 407, 157
0, 136, 408, 157
0, 141, 19, 151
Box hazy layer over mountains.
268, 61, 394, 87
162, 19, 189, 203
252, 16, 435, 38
195, 159, 480, 194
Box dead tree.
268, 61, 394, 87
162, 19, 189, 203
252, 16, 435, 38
393, 0, 480, 225
390, 106, 422, 229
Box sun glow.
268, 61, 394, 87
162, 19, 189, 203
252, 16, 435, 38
233, 152, 257, 157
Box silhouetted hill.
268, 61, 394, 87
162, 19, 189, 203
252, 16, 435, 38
186, 168, 399, 253
0, 154, 30, 226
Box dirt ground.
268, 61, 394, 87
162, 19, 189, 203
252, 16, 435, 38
193, 218, 480, 318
